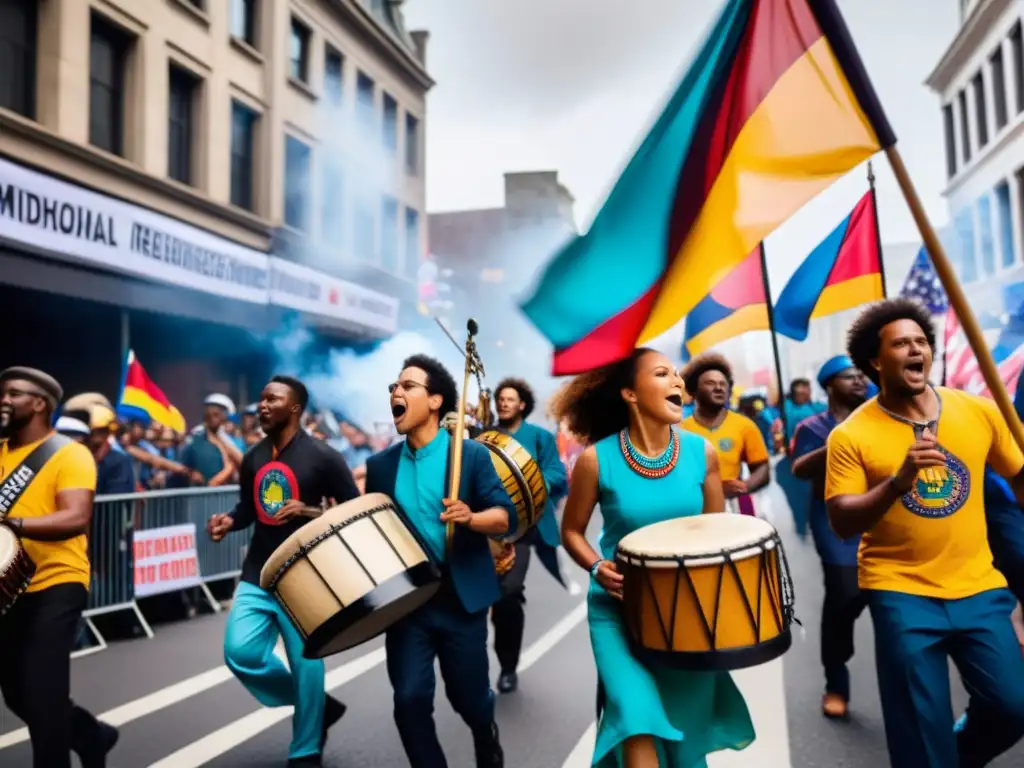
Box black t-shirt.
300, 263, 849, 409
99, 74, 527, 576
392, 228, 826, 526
229, 430, 360, 585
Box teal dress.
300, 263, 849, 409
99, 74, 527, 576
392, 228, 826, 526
589, 429, 755, 767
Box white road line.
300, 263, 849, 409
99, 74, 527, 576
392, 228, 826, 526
151, 601, 588, 768
561, 722, 596, 767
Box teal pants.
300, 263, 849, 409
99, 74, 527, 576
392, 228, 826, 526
224, 581, 326, 759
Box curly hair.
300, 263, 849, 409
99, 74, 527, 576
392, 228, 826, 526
681, 352, 734, 396
402, 354, 458, 417
846, 298, 936, 385
495, 377, 535, 419
548, 348, 656, 445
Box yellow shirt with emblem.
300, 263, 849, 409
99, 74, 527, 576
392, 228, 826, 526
1, 435, 96, 593
681, 410, 769, 481
825, 388, 1022, 599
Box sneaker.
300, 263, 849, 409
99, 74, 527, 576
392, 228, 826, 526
822, 692, 849, 719
321, 695, 347, 752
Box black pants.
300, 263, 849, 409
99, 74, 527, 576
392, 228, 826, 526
821, 563, 868, 700
0, 583, 104, 768
491, 535, 533, 675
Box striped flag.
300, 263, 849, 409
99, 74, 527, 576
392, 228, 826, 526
943, 310, 1024, 397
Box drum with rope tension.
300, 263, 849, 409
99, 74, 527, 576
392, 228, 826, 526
0, 524, 35, 615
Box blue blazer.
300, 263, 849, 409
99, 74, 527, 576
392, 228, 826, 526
503, 422, 569, 548
364, 438, 517, 615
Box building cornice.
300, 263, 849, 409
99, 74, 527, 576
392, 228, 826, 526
926, 0, 1011, 93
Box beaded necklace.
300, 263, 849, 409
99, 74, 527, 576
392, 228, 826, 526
619, 427, 679, 479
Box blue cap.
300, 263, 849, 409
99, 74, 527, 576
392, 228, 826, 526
817, 355, 856, 389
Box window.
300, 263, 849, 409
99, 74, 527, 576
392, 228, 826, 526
284, 135, 311, 230
955, 208, 977, 283
89, 14, 131, 157
325, 47, 343, 107
978, 194, 995, 276
943, 104, 957, 178
321, 163, 343, 243
992, 46, 1009, 131
356, 72, 375, 132
289, 17, 310, 83
382, 94, 398, 154
230, 101, 258, 211
996, 180, 1015, 268
168, 66, 198, 185
405, 208, 420, 277
405, 113, 420, 175
958, 90, 971, 163
355, 197, 375, 259
1013, 22, 1024, 115
0, 0, 38, 118
381, 196, 399, 270
231, 0, 257, 47
972, 72, 989, 148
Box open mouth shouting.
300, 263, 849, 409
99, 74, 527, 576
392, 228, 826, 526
391, 402, 408, 424
665, 393, 683, 414
904, 359, 926, 385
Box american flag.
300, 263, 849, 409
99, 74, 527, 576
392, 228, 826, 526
944, 309, 1024, 397
899, 247, 948, 314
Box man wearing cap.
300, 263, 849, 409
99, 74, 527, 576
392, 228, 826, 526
181, 393, 244, 485
790, 355, 869, 719
0, 367, 118, 768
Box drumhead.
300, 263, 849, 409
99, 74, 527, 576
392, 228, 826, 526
0, 525, 18, 567
260, 493, 397, 588
616, 515, 778, 568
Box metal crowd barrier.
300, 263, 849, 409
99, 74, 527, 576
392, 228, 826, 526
79, 486, 251, 655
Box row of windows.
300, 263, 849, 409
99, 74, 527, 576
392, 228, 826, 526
953, 174, 1021, 284
942, 21, 1024, 178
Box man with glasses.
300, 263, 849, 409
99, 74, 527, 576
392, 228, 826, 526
0, 367, 118, 768
790, 355, 869, 720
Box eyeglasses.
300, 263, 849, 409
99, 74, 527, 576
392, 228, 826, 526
388, 380, 428, 395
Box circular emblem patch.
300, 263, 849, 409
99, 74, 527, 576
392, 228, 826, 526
901, 446, 970, 519
718, 437, 735, 452
253, 462, 300, 526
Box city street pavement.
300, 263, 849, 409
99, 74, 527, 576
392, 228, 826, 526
3, 483, 1024, 767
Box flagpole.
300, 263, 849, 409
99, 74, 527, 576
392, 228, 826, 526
867, 161, 888, 298
886, 145, 1024, 451
759, 242, 789, 452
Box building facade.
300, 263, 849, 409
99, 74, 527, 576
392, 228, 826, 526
0, 0, 430, 420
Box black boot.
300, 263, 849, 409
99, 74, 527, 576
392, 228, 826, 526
321, 695, 347, 751
473, 721, 504, 767
77, 722, 119, 768
497, 671, 518, 694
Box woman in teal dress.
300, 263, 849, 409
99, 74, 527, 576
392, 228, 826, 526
553, 347, 755, 768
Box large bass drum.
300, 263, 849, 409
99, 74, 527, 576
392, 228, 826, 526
474, 429, 547, 545
0, 525, 35, 615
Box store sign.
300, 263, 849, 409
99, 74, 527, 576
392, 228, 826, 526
269, 256, 398, 334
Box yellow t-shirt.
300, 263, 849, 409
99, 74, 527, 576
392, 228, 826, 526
825, 388, 1023, 599
681, 410, 770, 481
1, 434, 97, 593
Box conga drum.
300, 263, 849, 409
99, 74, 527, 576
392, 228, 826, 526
260, 493, 441, 659
474, 429, 547, 544
616, 514, 794, 671
0, 525, 35, 615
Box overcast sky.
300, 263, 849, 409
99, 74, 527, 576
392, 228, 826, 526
403, 0, 960, 291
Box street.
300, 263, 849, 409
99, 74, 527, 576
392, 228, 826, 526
2, 484, 1023, 767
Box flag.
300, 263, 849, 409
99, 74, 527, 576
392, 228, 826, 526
118, 350, 187, 433
944, 310, 1024, 397
519, 0, 896, 375
899, 247, 948, 315
774, 191, 884, 341
682, 244, 768, 360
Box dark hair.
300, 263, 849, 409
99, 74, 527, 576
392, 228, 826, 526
681, 352, 734, 396
790, 378, 811, 393
270, 375, 309, 412
548, 348, 656, 445
402, 354, 458, 417
495, 377, 536, 419
847, 298, 936, 385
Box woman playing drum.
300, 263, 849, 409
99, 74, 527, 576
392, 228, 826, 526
555, 348, 755, 768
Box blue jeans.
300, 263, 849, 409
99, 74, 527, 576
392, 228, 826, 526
223, 581, 326, 759
868, 588, 1024, 768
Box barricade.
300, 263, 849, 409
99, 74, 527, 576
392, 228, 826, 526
80, 486, 251, 654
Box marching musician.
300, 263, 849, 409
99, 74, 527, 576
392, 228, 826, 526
679, 353, 770, 515
825, 299, 1024, 767
207, 376, 356, 767
365, 354, 515, 768
789, 356, 869, 720
0, 367, 118, 768
555, 348, 754, 768
489, 377, 568, 694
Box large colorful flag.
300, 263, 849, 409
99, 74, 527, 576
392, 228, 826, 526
773, 191, 884, 341
118, 350, 186, 433
520, 0, 896, 375
899, 247, 948, 315
943, 309, 1024, 398
681, 244, 768, 360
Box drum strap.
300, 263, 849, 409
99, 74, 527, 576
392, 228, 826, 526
0, 434, 73, 521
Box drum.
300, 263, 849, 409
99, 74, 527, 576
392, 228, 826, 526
260, 493, 441, 659
616, 514, 794, 671
0, 525, 35, 615
474, 429, 547, 545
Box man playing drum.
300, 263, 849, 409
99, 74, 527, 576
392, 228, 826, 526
0, 367, 118, 768
489, 377, 568, 695
364, 354, 516, 767
207, 375, 359, 767
825, 299, 1024, 768
789, 355, 869, 719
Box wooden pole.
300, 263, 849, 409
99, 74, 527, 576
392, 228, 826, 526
759, 243, 789, 452
885, 145, 1024, 451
